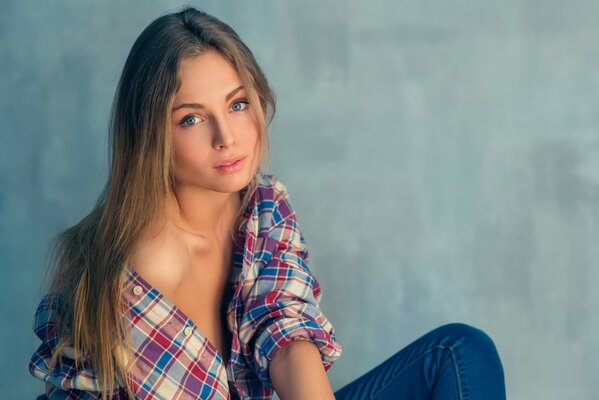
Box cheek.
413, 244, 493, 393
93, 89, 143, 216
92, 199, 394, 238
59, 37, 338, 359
249, 127, 261, 172
173, 135, 209, 170
243, 122, 260, 166
250, 125, 260, 147
241, 114, 260, 145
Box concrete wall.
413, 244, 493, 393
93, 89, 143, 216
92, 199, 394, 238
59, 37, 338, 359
1, 1, 597, 398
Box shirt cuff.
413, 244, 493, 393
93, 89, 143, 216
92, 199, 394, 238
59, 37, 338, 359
252, 314, 343, 389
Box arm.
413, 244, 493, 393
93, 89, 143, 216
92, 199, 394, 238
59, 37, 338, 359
269, 340, 335, 400
238, 178, 343, 395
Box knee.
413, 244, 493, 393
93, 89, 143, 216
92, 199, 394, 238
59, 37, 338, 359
433, 322, 506, 386
435, 322, 500, 355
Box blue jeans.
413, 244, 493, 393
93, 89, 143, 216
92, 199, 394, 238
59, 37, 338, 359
333, 323, 506, 400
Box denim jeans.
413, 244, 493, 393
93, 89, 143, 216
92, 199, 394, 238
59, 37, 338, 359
333, 323, 506, 400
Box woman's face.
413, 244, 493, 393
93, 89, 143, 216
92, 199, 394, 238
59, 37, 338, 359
170, 50, 260, 193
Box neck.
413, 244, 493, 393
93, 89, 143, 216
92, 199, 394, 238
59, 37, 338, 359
159, 183, 241, 241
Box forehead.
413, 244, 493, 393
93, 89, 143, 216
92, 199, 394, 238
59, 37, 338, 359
176, 50, 243, 99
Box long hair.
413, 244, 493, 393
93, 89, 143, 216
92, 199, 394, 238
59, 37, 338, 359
42, 6, 276, 399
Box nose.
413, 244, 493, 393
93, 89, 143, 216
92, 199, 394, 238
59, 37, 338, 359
212, 112, 236, 149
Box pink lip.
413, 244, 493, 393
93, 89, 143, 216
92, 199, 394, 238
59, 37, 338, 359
214, 157, 246, 175
214, 156, 246, 168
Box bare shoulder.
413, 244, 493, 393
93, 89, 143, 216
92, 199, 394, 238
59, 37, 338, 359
128, 228, 188, 297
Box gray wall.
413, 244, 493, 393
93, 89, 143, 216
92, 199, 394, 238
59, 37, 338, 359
1, 1, 597, 399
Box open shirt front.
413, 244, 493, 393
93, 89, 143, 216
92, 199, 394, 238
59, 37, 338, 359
29, 174, 344, 400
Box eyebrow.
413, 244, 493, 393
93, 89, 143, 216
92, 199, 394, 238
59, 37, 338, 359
171, 85, 246, 112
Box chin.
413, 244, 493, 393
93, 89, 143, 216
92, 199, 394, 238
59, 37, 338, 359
209, 172, 253, 193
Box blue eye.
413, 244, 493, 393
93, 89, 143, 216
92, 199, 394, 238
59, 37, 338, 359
231, 100, 249, 112
180, 115, 200, 127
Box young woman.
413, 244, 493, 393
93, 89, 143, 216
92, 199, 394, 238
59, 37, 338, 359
29, 6, 506, 400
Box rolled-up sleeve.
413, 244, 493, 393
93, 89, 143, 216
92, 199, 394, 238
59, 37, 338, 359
239, 188, 343, 389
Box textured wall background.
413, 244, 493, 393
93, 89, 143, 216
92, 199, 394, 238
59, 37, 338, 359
1, 1, 597, 399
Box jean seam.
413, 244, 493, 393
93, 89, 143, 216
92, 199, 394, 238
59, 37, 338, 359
440, 345, 464, 400
369, 345, 463, 400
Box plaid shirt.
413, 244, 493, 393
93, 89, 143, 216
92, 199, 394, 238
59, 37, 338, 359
29, 174, 343, 399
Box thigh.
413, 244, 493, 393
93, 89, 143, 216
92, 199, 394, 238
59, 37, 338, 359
334, 331, 456, 400
333, 323, 505, 400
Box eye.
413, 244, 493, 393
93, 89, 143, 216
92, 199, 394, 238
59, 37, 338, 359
179, 115, 201, 128
231, 100, 249, 112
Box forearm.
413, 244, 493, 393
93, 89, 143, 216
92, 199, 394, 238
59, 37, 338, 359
269, 340, 335, 400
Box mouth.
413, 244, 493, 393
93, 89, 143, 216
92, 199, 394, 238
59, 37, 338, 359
214, 156, 246, 168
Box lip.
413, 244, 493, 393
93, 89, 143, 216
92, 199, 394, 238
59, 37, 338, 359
214, 156, 246, 168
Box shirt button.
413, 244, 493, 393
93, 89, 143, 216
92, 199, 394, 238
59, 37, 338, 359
133, 285, 143, 296
184, 326, 193, 337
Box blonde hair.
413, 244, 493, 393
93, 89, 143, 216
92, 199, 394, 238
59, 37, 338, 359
43, 6, 276, 399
